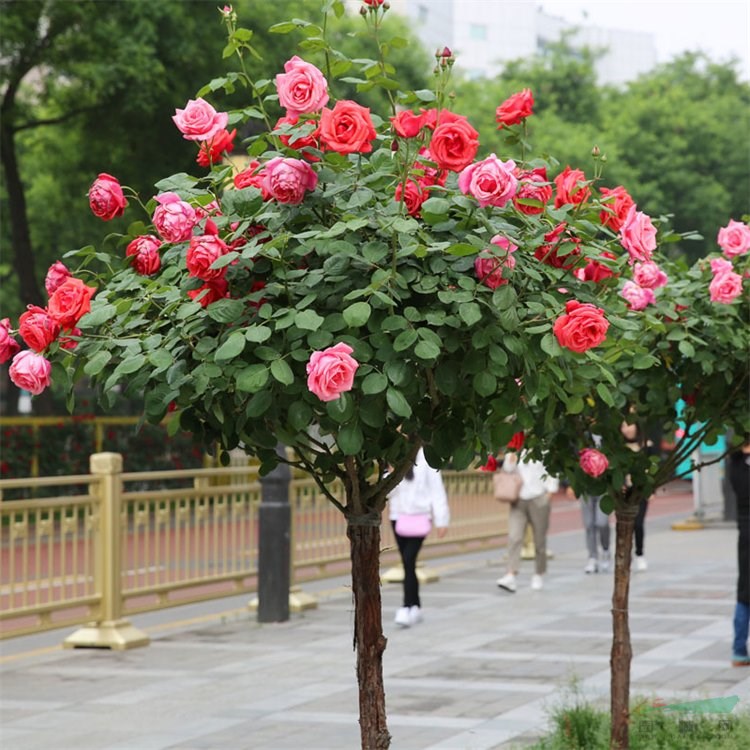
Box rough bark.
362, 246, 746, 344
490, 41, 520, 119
610, 502, 637, 750
347, 519, 390, 750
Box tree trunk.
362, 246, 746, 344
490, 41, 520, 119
347, 518, 390, 749
610, 502, 637, 750
0, 119, 43, 308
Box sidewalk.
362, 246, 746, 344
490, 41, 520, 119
1, 492, 748, 750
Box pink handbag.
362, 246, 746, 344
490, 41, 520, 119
395, 513, 432, 538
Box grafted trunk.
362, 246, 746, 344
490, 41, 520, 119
610, 502, 637, 750
347, 518, 390, 749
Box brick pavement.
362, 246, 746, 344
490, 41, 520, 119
1, 491, 748, 750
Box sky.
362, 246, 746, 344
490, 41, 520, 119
539, 0, 750, 77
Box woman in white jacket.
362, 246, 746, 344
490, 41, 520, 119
387, 448, 450, 627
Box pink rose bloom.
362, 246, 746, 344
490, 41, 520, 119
153, 192, 197, 243
633, 261, 668, 289
126, 235, 162, 276
306, 342, 359, 402
0, 318, 21, 364
186, 233, 229, 281
262, 157, 318, 205
474, 235, 518, 289
9, 350, 52, 395
709, 270, 743, 304
717, 219, 750, 258
619, 205, 657, 263
579, 448, 609, 478
275, 56, 329, 117
172, 98, 228, 141
458, 154, 518, 208
710, 257, 734, 277
88, 173, 128, 221
621, 280, 655, 310
45, 261, 72, 296
19, 305, 60, 352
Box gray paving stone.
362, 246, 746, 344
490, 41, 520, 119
2, 507, 748, 750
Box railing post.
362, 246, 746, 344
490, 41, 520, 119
63, 452, 149, 650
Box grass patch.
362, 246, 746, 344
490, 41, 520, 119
527, 698, 750, 749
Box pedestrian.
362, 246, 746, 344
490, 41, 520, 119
622, 420, 649, 571
727, 438, 750, 667
388, 447, 449, 628
570, 488, 611, 573
496, 450, 559, 592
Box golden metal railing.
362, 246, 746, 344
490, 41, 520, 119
0, 454, 508, 647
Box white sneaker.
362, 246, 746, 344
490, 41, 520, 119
600, 552, 610, 572
496, 573, 517, 593
584, 557, 598, 574
635, 555, 648, 572
408, 606, 422, 625
531, 574, 544, 591
394, 606, 411, 627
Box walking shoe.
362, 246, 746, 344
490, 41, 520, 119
635, 555, 648, 572
531, 574, 544, 591
599, 551, 611, 572
584, 557, 598, 574
408, 606, 422, 626
732, 655, 750, 667
394, 606, 411, 627
496, 573, 517, 593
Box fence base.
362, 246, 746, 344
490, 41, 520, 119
63, 619, 150, 650
380, 564, 440, 584
248, 586, 318, 614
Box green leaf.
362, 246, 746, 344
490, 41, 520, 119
459, 302, 482, 327
541, 333, 561, 357
269, 21, 298, 33
79, 304, 117, 328
386, 388, 412, 417
446, 243, 478, 257
327, 392, 355, 423
393, 329, 418, 351
214, 331, 246, 363
270, 358, 294, 385
414, 89, 436, 102
295, 309, 325, 331
337, 422, 364, 455
236, 364, 269, 392
288, 401, 313, 431
206, 298, 245, 323
115, 354, 146, 376
414, 340, 440, 360
245, 325, 272, 343
246, 390, 273, 417
362, 372, 388, 394
678, 340, 695, 358
84, 350, 111, 376
633, 353, 657, 369
148, 349, 173, 370
343, 301, 372, 327
596, 383, 615, 407
473, 371, 497, 397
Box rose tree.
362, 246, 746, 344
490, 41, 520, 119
2, 3, 747, 748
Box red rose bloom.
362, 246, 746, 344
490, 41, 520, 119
554, 166, 591, 208
47, 278, 96, 329
575, 252, 618, 283
274, 115, 320, 160
187, 233, 229, 281
126, 235, 162, 276
429, 111, 479, 172
88, 173, 127, 221
19, 306, 60, 352
391, 110, 427, 138
319, 100, 377, 154
535, 223, 581, 269
188, 278, 229, 307
599, 185, 635, 232
496, 88, 534, 128
553, 300, 610, 353
196, 128, 236, 168
507, 431, 526, 451
394, 179, 426, 217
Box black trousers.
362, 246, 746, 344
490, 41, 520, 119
634, 497, 649, 556
392, 521, 425, 608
